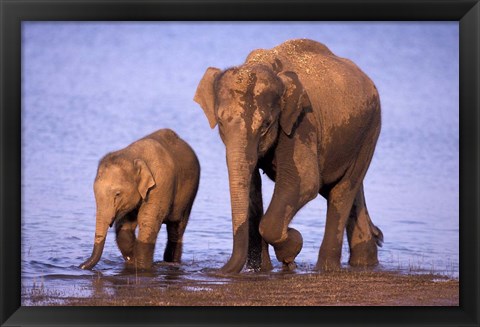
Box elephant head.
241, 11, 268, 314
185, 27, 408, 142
194, 63, 309, 272
79, 155, 155, 269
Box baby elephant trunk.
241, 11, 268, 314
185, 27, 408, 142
79, 238, 106, 269
79, 218, 110, 270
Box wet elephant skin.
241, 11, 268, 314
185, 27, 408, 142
194, 39, 383, 273
79, 129, 200, 271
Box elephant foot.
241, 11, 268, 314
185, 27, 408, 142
261, 257, 274, 272
315, 257, 342, 272
124, 255, 135, 264
116, 232, 136, 260
349, 239, 379, 267
273, 228, 303, 265
132, 241, 155, 270
124, 258, 139, 272
220, 257, 245, 274
164, 241, 182, 263
282, 261, 297, 272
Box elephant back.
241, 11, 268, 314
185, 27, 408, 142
273, 39, 379, 132
246, 39, 381, 173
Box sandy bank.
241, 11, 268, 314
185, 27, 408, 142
24, 270, 458, 306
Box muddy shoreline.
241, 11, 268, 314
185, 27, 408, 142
23, 270, 458, 306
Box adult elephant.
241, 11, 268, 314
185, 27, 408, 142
194, 39, 383, 273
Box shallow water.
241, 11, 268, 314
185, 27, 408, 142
21, 22, 459, 303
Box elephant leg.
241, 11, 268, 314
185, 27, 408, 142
346, 184, 383, 266
246, 169, 272, 272
259, 196, 304, 268
259, 180, 312, 268
317, 181, 358, 271
259, 132, 319, 268
164, 219, 187, 263
317, 137, 378, 271
114, 212, 138, 264
134, 204, 165, 270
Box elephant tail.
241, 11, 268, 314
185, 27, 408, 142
370, 222, 384, 247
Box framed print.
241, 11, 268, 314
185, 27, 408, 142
1, 0, 478, 326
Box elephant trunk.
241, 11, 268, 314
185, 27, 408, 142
79, 210, 111, 270
221, 143, 257, 273
79, 238, 106, 270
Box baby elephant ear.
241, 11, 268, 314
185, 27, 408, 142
278, 71, 309, 136
134, 159, 155, 200
194, 67, 221, 129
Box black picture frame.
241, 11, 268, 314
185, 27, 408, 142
1, 0, 478, 326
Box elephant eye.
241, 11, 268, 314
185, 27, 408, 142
260, 120, 272, 135
113, 191, 121, 205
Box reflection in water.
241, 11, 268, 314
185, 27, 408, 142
91, 274, 109, 299
21, 22, 459, 304
83, 263, 233, 303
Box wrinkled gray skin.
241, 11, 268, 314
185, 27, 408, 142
79, 129, 200, 270
194, 39, 383, 273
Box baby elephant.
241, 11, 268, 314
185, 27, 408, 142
80, 129, 200, 270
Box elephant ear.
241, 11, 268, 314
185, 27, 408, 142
194, 67, 221, 129
134, 159, 156, 200
278, 71, 309, 136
